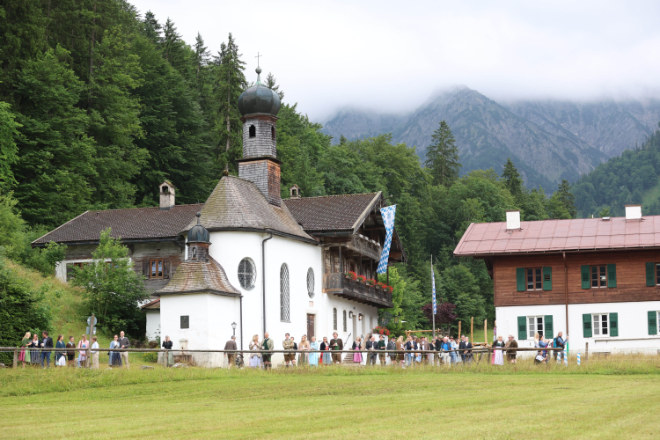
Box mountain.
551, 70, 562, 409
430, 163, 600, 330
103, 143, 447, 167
321, 88, 660, 189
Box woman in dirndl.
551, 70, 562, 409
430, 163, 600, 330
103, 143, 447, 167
320, 336, 332, 365
352, 337, 363, 364
308, 336, 319, 366
248, 334, 262, 368
109, 335, 122, 367
19, 332, 31, 367
491, 335, 505, 366
30, 333, 41, 366
298, 335, 310, 366
55, 335, 66, 366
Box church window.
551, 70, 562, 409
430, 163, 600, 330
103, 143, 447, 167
238, 258, 256, 290
149, 259, 164, 279
271, 126, 275, 140
333, 308, 337, 330
306, 268, 315, 298
280, 263, 290, 322
249, 125, 256, 138
342, 310, 347, 332
180, 315, 189, 329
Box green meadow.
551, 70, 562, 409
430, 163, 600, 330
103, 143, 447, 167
1, 357, 659, 440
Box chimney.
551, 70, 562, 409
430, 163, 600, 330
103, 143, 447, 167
159, 181, 175, 210
625, 204, 642, 220
506, 210, 521, 230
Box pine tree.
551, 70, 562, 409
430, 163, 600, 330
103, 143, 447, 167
501, 158, 524, 202
425, 121, 460, 186
0, 102, 19, 192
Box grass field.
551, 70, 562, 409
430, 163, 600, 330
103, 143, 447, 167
1, 357, 659, 440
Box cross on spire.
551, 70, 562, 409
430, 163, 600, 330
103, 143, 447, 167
255, 52, 262, 68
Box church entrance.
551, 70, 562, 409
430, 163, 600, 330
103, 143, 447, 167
307, 314, 315, 339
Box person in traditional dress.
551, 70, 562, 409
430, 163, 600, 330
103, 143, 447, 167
109, 335, 122, 367
309, 336, 319, 367
330, 332, 343, 364
320, 336, 332, 365
449, 337, 459, 364
261, 332, 274, 370
77, 335, 88, 367
30, 333, 41, 366
19, 332, 31, 367
66, 336, 75, 367
505, 335, 518, 364
395, 335, 404, 367
491, 335, 505, 366
55, 335, 66, 367
352, 337, 363, 364
282, 333, 294, 367
248, 334, 262, 368
298, 335, 310, 366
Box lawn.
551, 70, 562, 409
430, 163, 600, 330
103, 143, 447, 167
1, 358, 659, 440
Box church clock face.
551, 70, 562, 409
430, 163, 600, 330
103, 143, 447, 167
238, 258, 256, 290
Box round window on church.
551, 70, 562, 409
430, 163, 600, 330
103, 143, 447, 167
307, 267, 315, 298
238, 258, 256, 290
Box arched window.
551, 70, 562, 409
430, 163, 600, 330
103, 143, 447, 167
238, 258, 256, 290
271, 125, 276, 140
306, 268, 314, 298
280, 263, 290, 322
333, 308, 337, 330
342, 310, 347, 332
249, 125, 256, 138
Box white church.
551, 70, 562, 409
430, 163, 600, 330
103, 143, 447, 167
34, 67, 404, 367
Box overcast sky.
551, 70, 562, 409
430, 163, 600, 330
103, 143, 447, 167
130, 0, 660, 121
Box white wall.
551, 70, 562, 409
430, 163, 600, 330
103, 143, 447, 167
145, 309, 160, 342
497, 301, 660, 354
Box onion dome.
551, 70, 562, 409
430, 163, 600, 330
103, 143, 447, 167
188, 212, 210, 243
238, 67, 281, 117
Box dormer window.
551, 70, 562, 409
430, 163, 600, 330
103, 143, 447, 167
249, 125, 256, 138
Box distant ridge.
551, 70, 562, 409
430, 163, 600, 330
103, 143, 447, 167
321, 88, 660, 189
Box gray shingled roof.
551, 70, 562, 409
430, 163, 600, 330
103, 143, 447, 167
32, 204, 203, 246
156, 257, 240, 297
187, 176, 315, 242
284, 192, 382, 233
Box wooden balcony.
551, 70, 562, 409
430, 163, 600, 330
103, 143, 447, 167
324, 273, 393, 308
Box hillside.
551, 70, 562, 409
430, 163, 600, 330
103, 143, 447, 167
322, 88, 660, 189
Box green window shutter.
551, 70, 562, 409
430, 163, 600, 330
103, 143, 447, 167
544, 315, 554, 338
609, 312, 618, 337
542, 267, 552, 291
517, 316, 527, 340
648, 311, 658, 336
516, 268, 526, 292
582, 314, 592, 338
607, 264, 617, 288
581, 265, 591, 289
646, 262, 656, 287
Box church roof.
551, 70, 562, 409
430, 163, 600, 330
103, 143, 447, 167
189, 176, 315, 243
156, 256, 240, 297
32, 204, 202, 246
284, 192, 382, 233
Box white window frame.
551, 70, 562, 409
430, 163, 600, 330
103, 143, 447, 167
592, 313, 609, 336
527, 315, 545, 340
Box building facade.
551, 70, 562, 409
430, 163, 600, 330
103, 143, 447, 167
454, 207, 660, 354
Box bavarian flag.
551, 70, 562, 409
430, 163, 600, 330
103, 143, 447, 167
377, 205, 396, 274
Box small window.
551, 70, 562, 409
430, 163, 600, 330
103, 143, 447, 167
280, 264, 290, 322
149, 259, 164, 279
333, 308, 337, 330
249, 125, 256, 138
306, 268, 315, 298
180, 315, 189, 329
592, 313, 609, 336
238, 258, 256, 290
591, 265, 607, 288
271, 126, 276, 140
527, 316, 544, 339
527, 268, 542, 291
342, 310, 347, 332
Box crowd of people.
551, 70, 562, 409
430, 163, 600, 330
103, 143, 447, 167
17, 330, 131, 369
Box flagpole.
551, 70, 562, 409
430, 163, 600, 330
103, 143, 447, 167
431, 255, 436, 340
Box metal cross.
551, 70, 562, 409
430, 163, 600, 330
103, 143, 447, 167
255, 52, 262, 68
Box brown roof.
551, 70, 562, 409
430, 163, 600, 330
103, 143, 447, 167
156, 257, 240, 297
141, 298, 160, 310
32, 204, 203, 246
454, 215, 660, 257
188, 176, 315, 242
284, 192, 382, 233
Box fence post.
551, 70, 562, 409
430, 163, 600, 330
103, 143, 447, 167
585, 342, 589, 361
12, 348, 18, 368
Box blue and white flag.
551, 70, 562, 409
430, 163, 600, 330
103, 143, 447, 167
431, 263, 437, 315
377, 205, 396, 274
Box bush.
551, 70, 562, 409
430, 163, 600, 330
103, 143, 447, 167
143, 352, 158, 363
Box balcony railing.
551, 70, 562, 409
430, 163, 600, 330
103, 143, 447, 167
324, 273, 393, 308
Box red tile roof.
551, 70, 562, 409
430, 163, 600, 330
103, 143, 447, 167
454, 215, 660, 256
32, 204, 203, 246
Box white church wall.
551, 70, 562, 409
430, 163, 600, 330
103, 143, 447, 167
496, 301, 660, 355
145, 309, 160, 342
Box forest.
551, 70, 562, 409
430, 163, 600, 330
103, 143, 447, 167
0, 0, 596, 338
